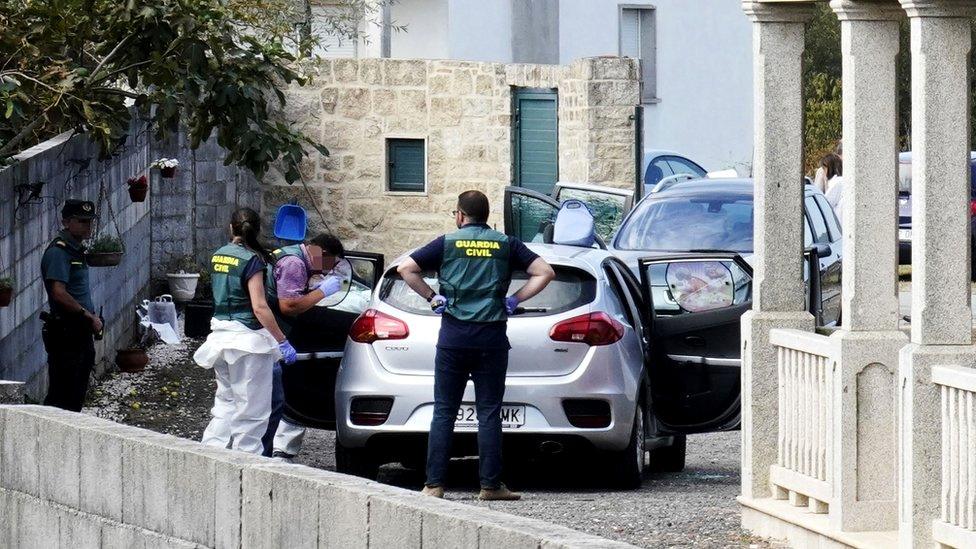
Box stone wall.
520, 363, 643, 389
150, 130, 261, 279
0, 123, 152, 399
0, 405, 638, 549
265, 56, 640, 261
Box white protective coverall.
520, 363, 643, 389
195, 318, 281, 455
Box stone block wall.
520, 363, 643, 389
0, 405, 639, 549
264, 56, 640, 261
0, 122, 152, 399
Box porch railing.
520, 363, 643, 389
769, 328, 835, 514
932, 365, 976, 549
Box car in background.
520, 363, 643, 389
642, 150, 708, 193
897, 151, 976, 279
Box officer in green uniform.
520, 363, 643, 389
398, 190, 555, 500
40, 199, 102, 412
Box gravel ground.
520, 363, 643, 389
85, 332, 774, 549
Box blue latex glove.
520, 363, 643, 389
278, 340, 298, 365
505, 295, 520, 315
429, 294, 447, 315
315, 275, 342, 297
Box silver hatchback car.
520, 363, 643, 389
334, 242, 664, 487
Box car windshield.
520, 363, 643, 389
381, 266, 596, 317
615, 195, 754, 253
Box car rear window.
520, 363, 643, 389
615, 195, 754, 253
380, 266, 596, 317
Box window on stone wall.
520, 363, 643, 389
311, 1, 359, 58
619, 6, 657, 103
386, 138, 426, 193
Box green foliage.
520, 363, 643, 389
0, 276, 13, 290
804, 73, 842, 174
165, 254, 202, 274
89, 235, 124, 254
0, 0, 354, 183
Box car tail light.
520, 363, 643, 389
349, 309, 409, 344
549, 312, 624, 346
350, 397, 393, 426
970, 199, 976, 217
562, 399, 612, 428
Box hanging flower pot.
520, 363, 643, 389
86, 235, 124, 267
127, 175, 148, 202
116, 347, 149, 373
0, 277, 13, 307
150, 158, 179, 179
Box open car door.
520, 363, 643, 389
282, 251, 384, 429
503, 186, 561, 243
638, 253, 752, 434
553, 182, 634, 243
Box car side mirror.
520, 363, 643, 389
808, 243, 831, 259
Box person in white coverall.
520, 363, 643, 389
194, 207, 298, 455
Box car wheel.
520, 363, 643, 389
606, 404, 646, 489
649, 434, 686, 473
335, 439, 380, 480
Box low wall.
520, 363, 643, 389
0, 122, 152, 399
0, 405, 637, 549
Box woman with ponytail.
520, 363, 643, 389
193, 207, 298, 455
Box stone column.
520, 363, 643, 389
897, 1, 976, 547
827, 0, 906, 533
740, 0, 816, 501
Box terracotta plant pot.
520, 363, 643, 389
116, 348, 149, 373
86, 252, 123, 267
127, 175, 148, 202
160, 166, 177, 178
0, 287, 11, 307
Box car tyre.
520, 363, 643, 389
335, 439, 380, 480
649, 434, 686, 473
606, 404, 646, 489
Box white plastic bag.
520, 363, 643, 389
148, 294, 178, 335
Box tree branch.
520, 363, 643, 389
86, 35, 133, 86
0, 113, 48, 158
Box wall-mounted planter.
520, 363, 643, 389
86, 252, 124, 267
116, 348, 149, 373
127, 175, 148, 202
0, 287, 12, 307
160, 166, 177, 179
166, 272, 200, 302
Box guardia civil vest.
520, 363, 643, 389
264, 244, 307, 335
439, 225, 511, 322
211, 243, 262, 330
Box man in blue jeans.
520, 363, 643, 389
397, 190, 554, 500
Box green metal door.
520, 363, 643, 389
513, 89, 558, 195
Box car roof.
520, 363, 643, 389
899, 150, 976, 163
648, 177, 826, 200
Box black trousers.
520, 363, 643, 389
42, 315, 95, 412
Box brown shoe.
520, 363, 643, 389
421, 485, 444, 498
478, 484, 521, 501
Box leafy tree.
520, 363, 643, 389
0, 0, 391, 183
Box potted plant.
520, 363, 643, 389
150, 158, 179, 178
166, 255, 201, 302
115, 346, 149, 373
0, 277, 13, 307
127, 175, 148, 202
87, 235, 124, 267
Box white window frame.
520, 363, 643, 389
383, 134, 429, 196
618, 4, 658, 104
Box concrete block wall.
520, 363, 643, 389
0, 121, 152, 398
0, 405, 638, 549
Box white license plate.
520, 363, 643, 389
899, 228, 912, 241
455, 404, 525, 429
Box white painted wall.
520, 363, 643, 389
639, 0, 753, 173
389, 0, 449, 59
385, 0, 754, 173
447, 0, 513, 62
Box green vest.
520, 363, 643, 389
211, 243, 262, 330
265, 244, 307, 335
439, 225, 511, 322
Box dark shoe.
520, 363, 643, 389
479, 484, 521, 501
421, 485, 445, 498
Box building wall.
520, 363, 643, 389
267, 57, 639, 262
384, 0, 753, 174
0, 122, 152, 399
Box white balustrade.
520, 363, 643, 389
932, 366, 976, 549
769, 328, 835, 514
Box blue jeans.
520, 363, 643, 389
426, 347, 509, 489
262, 361, 284, 457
